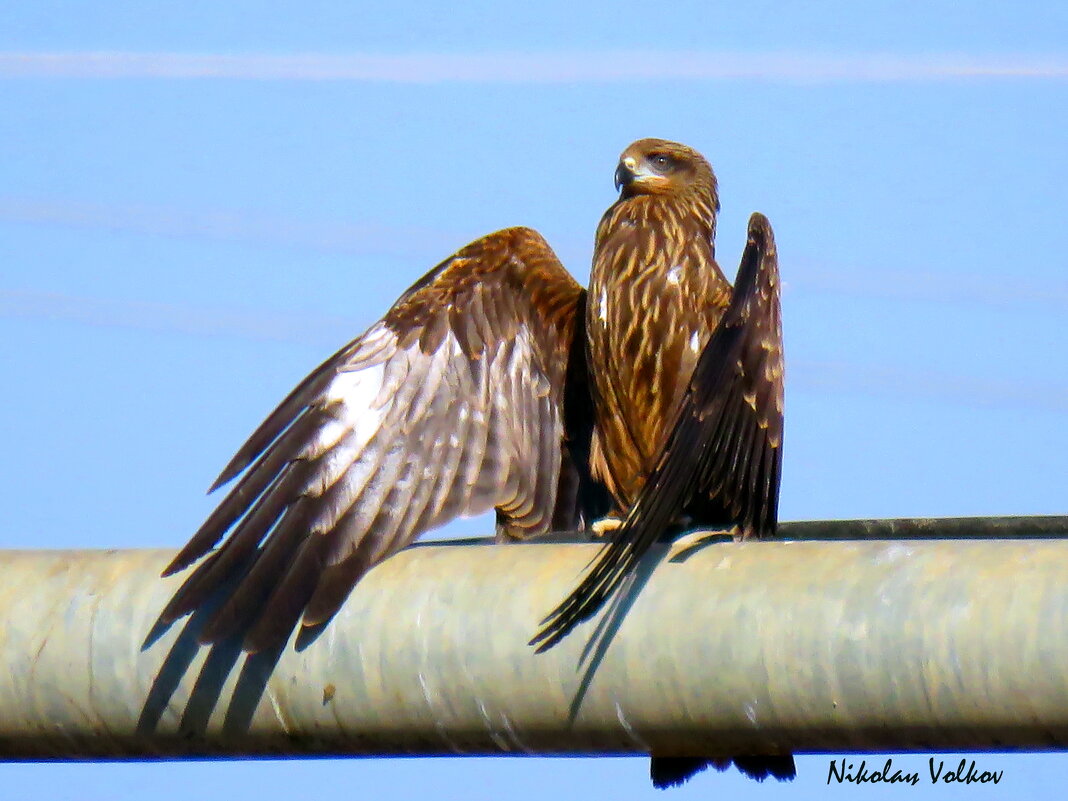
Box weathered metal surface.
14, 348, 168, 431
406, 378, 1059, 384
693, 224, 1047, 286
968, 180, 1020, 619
780, 515, 1068, 540
0, 524, 1067, 759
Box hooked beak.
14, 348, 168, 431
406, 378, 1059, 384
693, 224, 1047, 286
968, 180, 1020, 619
614, 156, 638, 192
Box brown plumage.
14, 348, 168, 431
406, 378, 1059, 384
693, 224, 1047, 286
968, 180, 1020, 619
586, 139, 730, 511
529, 139, 790, 787
162, 138, 788, 788
160, 228, 601, 651
533, 140, 785, 648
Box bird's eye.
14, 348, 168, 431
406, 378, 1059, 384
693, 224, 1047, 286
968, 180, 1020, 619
650, 154, 674, 171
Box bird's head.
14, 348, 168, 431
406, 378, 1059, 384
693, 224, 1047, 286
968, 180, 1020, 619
613, 139, 718, 205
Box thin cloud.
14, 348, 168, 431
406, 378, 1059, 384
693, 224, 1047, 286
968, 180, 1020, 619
2, 289, 1066, 413
4, 197, 1067, 313
794, 360, 1068, 414
0, 198, 458, 260
0, 288, 356, 347
2, 51, 1068, 83
790, 267, 1068, 313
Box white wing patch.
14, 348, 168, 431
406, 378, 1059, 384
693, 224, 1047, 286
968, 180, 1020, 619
163, 230, 583, 649
296, 333, 396, 509
292, 319, 560, 549
312, 363, 388, 452
305, 328, 396, 459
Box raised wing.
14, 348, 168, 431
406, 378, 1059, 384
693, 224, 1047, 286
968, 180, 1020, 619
531, 213, 784, 652
161, 227, 589, 652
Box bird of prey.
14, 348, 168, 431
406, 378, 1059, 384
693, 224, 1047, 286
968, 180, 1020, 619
159, 228, 600, 650
528, 139, 790, 787
531, 140, 785, 650
159, 138, 788, 788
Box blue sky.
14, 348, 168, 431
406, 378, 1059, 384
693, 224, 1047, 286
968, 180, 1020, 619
2, 1, 1067, 798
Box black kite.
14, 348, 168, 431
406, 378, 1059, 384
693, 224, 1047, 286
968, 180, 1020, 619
161, 138, 788, 787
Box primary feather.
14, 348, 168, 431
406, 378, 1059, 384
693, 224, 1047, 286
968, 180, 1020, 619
162, 227, 595, 651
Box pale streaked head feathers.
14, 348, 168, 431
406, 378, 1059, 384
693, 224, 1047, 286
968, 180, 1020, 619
614, 138, 719, 209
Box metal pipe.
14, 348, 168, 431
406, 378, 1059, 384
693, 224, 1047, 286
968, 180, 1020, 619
0, 520, 1067, 759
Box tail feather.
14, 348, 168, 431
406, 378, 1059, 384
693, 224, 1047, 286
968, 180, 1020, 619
650, 754, 795, 789
733, 754, 797, 782
650, 757, 726, 789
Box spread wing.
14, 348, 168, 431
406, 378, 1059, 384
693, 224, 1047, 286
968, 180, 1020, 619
160, 227, 588, 652
531, 213, 784, 652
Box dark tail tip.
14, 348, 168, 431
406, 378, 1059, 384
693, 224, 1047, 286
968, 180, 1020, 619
649, 757, 723, 789
650, 754, 795, 788
733, 754, 797, 782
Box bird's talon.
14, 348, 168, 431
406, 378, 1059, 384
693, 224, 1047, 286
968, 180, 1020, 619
591, 517, 624, 538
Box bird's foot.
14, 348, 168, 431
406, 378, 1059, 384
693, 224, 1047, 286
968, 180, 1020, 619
590, 516, 624, 538
672, 526, 723, 549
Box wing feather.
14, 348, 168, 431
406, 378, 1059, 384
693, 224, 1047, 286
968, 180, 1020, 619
205, 339, 364, 493
165, 227, 589, 651
531, 213, 784, 651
